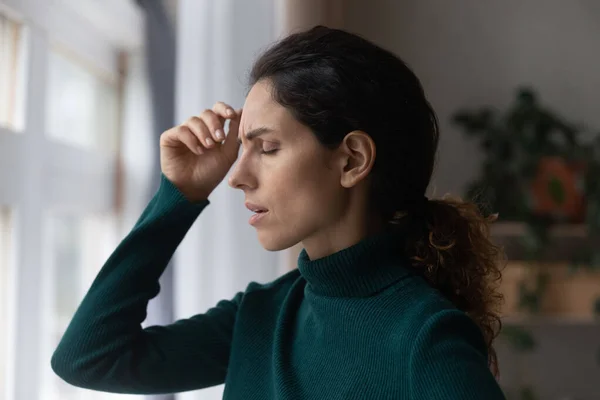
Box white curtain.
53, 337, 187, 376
120, 50, 153, 244
174, 1, 282, 399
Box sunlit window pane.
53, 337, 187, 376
44, 213, 132, 400
0, 208, 13, 400
0, 12, 26, 131
52, 215, 81, 325
46, 48, 119, 152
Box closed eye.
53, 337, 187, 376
260, 142, 279, 155
260, 148, 279, 155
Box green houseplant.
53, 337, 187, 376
453, 86, 600, 274
452, 87, 600, 400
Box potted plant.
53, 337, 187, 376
452, 87, 600, 399
453, 86, 600, 269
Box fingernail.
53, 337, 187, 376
226, 109, 234, 117
205, 138, 214, 147
215, 129, 224, 140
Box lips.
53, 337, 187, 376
246, 202, 269, 226
245, 202, 268, 213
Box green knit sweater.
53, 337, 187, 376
51, 175, 506, 399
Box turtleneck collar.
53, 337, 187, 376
296, 230, 413, 298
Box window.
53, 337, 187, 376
46, 213, 118, 334
0, 1, 145, 398
46, 47, 119, 152
0, 12, 26, 131
0, 208, 13, 400
42, 211, 132, 400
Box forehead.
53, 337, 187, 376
241, 81, 291, 135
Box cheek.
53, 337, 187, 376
268, 154, 343, 224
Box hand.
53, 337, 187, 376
160, 102, 241, 202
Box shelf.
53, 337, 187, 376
502, 315, 600, 326
499, 262, 600, 319
491, 222, 587, 237
490, 221, 595, 261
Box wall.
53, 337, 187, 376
344, 0, 600, 197
343, 1, 600, 398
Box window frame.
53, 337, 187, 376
0, 12, 26, 131
0, 1, 143, 399
0, 208, 15, 400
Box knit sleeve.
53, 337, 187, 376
51, 175, 241, 395
408, 309, 506, 400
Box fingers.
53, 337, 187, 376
186, 116, 215, 149
210, 102, 237, 143
199, 110, 225, 145
161, 125, 204, 155
223, 110, 242, 162
168, 103, 241, 156
189, 103, 237, 148
213, 101, 236, 119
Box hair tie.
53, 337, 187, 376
389, 195, 430, 224
412, 196, 430, 218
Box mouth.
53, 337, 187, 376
245, 202, 269, 213
245, 202, 269, 226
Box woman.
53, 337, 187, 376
52, 26, 506, 399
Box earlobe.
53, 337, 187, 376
339, 131, 376, 188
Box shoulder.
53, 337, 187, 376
411, 308, 487, 358
400, 280, 489, 364
400, 284, 504, 397
405, 305, 503, 398
386, 274, 487, 356
386, 272, 461, 325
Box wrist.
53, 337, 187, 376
161, 175, 211, 203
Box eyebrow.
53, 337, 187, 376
237, 127, 273, 144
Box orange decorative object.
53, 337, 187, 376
530, 156, 586, 223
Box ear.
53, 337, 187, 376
337, 130, 376, 188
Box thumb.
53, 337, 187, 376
223, 109, 242, 162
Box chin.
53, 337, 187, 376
256, 230, 301, 252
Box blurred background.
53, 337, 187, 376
0, 0, 599, 399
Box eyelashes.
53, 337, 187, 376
260, 148, 279, 155
260, 142, 279, 155
239, 140, 280, 155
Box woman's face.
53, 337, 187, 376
228, 80, 350, 254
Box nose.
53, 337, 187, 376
228, 154, 256, 191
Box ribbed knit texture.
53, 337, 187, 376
51, 174, 506, 399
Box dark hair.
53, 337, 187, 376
250, 26, 504, 375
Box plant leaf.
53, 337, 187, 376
547, 176, 566, 205
502, 326, 536, 352
594, 297, 600, 317
520, 386, 538, 400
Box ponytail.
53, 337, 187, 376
398, 197, 505, 376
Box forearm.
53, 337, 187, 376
51, 175, 209, 392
